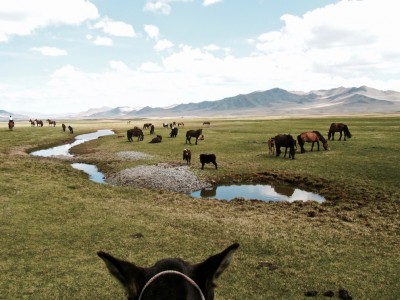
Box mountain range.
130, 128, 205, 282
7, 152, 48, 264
2, 86, 400, 120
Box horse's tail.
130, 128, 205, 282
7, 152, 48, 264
127, 129, 132, 141
297, 134, 304, 147
343, 125, 352, 138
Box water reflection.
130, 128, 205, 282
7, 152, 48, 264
71, 163, 106, 184
31, 129, 114, 157
191, 184, 325, 203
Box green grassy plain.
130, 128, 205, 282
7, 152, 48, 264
1, 116, 399, 299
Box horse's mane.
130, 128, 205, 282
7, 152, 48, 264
313, 131, 327, 142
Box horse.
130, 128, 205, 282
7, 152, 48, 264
297, 131, 329, 153
98, 243, 239, 300
29, 119, 35, 126
149, 135, 162, 143
183, 149, 191, 165
170, 127, 178, 138
150, 125, 155, 135
178, 122, 184, 127
200, 154, 218, 169
163, 123, 169, 128
68, 125, 74, 134
186, 129, 203, 145
8, 120, 14, 130
35, 119, 43, 127
267, 137, 275, 155
328, 123, 352, 141
274, 134, 296, 159
203, 121, 210, 126
127, 127, 144, 142
46, 119, 56, 127
143, 123, 152, 130
62, 123, 66, 132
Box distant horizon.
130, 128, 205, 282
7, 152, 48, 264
1, 0, 399, 115
3, 84, 400, 119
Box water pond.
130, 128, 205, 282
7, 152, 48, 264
191, 184, 325, 203
31, 129, 114, 184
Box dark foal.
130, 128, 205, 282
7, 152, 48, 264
98, 243, 239, 300
183, 149, 191, 165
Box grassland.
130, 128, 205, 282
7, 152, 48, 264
1, 116, 399, 299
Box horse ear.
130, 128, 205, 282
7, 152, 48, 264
194, 243, 239, 286
97, 251, 145, 298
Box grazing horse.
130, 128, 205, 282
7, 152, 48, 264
8, 120, 14, 130
62, 123, 66, 132
29, 119, 36, 126
267, 137, 275, 155
178, 122, 184, 127
68, 125, 74, 134
46, 119, 56, 127
127, 127, 144, 142
203, 121, 210, 126
163, 122, 169, 128
274, 134, 296, 159
200, 154, 218, 169
297, 131, 329, 153
183, 149, 191, 165
328, 123, 352, 141
150, 125, 155, 135
149, 135, 162, 143
186, 129, 203, 145
98, 243, 239, 300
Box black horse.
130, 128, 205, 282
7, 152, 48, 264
127, 127, 144, 142
170, 127, 178, 138
328, 123, 352, 141
275, 134, 296, 159
98, 243, 239, 300
186, 129, 202, 145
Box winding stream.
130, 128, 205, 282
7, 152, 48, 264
31, 129, 114, 184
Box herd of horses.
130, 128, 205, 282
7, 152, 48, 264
269, 123, 351, 159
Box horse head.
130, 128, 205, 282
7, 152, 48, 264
98, 243, 239, 300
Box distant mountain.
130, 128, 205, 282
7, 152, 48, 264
3, 86, 400, 120
91, 86, 398, 118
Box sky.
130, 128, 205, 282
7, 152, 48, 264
0, 0, 399, 115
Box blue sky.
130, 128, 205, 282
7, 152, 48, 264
1, 0, 399, 115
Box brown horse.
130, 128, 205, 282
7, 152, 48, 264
98, 243, 239, 300
46, 119, 56, 127
328, 123, 352, 141
186, 129, 202, 145
274, 134, 296, 159
35, 119, 43, 127
127, 127, 144, 142
183, 149, 191, 165
29, 119, 35, 126
297, 131, 329, 153
8, 120, 14, 130
267, 137, 275, 155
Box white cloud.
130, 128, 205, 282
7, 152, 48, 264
203, 44, 220, 51
0, 0, 99, 42
203, 0, 222, 7
93, 17, 136, 37
143, 0, 193, 15
93, 36, 113, 46
144, 24, 160, 40
109, 61, 130, 72
154, 39, 174, 51
30, 46, 68, 56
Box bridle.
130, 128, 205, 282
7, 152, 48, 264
138, 270, 206, 300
